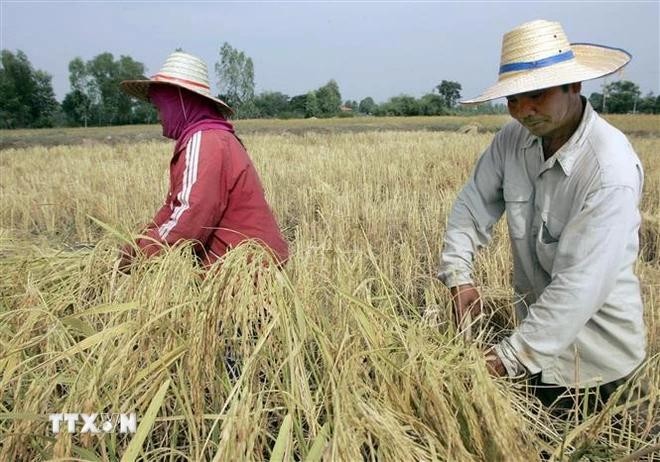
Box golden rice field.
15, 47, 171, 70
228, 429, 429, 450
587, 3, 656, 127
1, 116, 659, 461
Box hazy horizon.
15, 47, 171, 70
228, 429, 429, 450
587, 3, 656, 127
1, 1, 658, 105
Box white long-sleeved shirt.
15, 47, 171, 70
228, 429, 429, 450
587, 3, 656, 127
438, 101, 646, 387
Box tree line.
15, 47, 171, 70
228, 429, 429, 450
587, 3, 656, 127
1, 45, 658, 129
587, 80, 660, 115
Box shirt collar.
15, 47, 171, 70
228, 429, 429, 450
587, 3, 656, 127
522, 97, 595, 177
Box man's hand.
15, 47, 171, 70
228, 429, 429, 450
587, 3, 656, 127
484, 347, 507, 377
449, 283, 483, 328
118, 243, 136, 274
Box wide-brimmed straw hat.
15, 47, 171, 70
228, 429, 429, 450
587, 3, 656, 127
461, 20, 631, 104
120, 51, 234, 116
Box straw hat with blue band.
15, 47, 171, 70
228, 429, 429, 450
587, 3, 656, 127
120, 51, 234, 117
461, 20, 632, 105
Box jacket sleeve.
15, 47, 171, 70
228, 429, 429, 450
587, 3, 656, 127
437, 131, 506, 288
505, 185, 640, 374
143, 201, 173, 232
137, 131, 228, 257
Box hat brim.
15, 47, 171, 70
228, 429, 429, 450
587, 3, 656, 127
120, 79, 234, 117
461, 43, 631, 105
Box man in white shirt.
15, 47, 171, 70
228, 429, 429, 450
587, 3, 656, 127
438, 19, 646, 412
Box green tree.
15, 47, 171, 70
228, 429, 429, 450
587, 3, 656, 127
419, 93, 446, 115
358, 97, 377, 115
31, 70, 59, 127
588, 92, 604, 113
215, 42, 255, 118
305, 90, 320, 118
131, 98, 158, 124
289, 94, 308, 117
65, 57, 97, 126
454, 101, 507, 115
315, 79, 342, 117
87, 53, 147, 125
603, 80, 641, 114
636, 92, 659, 114
0, 50, 34, 127
0, 49, 58, 128
62, 90, 93, 126
378, 95, 420, 116
436, 80, 462, 109
63, 53, 150, 126
254, 91, 290, 118
87, 53, 119, 124
116, 55, 151, 123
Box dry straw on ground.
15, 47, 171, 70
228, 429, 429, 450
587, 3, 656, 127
1, 119, 659, 461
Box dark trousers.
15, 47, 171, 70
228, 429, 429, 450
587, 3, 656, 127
529, 373, 630, 419
530, 372, 659, 462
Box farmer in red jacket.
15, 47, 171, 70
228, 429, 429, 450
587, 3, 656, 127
118, 51, 288, 269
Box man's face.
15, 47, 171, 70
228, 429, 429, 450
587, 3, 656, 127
506, 83, 581, 138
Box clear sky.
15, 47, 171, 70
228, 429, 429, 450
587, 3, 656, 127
1, 1, 658, 104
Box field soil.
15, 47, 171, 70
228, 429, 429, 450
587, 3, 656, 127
2, 113, 658, 150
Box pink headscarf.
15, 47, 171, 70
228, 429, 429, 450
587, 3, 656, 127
148, 84, 235, 152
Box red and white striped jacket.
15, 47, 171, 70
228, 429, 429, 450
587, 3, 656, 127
136, 129, 289, 266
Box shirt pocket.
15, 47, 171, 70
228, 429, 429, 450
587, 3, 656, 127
536, 211, 566, 272
540, 211, 565, 243
503, 182, 533, 240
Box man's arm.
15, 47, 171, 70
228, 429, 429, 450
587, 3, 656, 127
137, 131, 229, 257
502, 185, 640, 374
438, 134, 506, 287
438, 132, 506, 323
118, 195, 173, 272
146, 201, 175, 232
